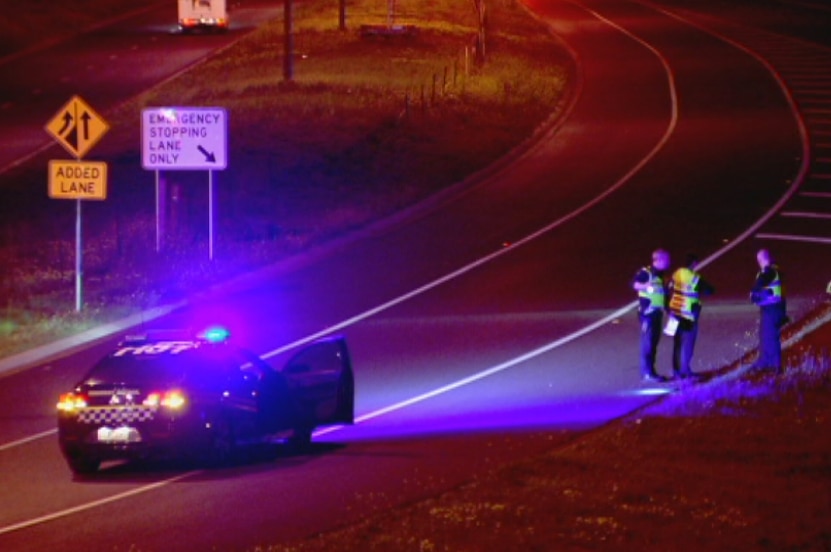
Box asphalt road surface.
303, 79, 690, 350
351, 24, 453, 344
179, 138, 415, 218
1, 0, 830, 550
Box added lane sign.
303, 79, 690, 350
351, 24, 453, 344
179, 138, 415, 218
48, 160, 107, 200
45, 96, 110, 159
141, 107, 228, 171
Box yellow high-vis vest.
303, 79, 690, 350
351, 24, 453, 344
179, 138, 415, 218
669, 267, 700, 321
638, 266, 666, 314
756, 265, 783, 306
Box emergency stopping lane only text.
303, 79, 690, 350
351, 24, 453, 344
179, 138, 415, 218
141, 107, 228, 171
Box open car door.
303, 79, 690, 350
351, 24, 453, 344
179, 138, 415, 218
280, 336, 354, 427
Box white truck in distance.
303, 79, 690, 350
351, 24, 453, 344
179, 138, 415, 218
178, 0, 228, 31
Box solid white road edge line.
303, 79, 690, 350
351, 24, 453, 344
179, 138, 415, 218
0, 429, 57, 452
0, 472, 197, 536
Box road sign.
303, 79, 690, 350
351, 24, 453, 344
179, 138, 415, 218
48, 160, 107, 200
45, 96, 110, 159
141, 107, 228, 170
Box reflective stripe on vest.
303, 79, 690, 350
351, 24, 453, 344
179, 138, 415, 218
757, 266, 783, 306
638, 266, 665, 313
669, 267, 700, 321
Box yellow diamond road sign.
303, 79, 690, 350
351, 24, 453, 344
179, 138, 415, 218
45, 96, 109, 159
49, 160, 107, 200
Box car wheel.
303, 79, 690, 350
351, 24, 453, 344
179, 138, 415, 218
205, 416, 236, 467
67, 455, 100, 475
338, 373, 354, 419
287, 426, 313, 452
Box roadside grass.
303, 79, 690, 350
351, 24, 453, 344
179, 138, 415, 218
646, 350, 831, 418
645, 304, 831, 418
0, 0, 571, 358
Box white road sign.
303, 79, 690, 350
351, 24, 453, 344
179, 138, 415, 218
141, 107, 228, 170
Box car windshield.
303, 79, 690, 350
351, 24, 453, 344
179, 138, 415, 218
81, 341, 259, 387
84, 354, 191, 386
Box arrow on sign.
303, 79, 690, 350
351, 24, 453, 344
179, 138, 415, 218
197, 145, 216, 163
81, 111, 92, 140
58, 112, 73, 135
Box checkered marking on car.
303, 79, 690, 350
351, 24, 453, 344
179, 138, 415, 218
78, 406, 155, 424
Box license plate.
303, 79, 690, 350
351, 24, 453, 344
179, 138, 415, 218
97, 426, 142, 443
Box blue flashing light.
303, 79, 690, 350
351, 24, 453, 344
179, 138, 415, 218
201, 326, 231, 344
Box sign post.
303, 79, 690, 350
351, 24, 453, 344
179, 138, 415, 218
141, 107, 228, 260
45, 96, 110, 312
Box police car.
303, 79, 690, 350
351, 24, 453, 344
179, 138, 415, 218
57, 328, 354, 475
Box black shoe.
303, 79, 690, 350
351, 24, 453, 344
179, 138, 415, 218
675, 372, 703, 385
642, 373, 666, 384
674, 371, 697, 380
750, 364, 782, 375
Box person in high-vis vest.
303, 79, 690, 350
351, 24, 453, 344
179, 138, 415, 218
632, 249, 670, 383
667, 254, 714, 380
750, 248, 788, 374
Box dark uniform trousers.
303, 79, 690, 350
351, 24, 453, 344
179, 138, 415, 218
672, 317, 698, 377
640, 310, 663, 377
758, 303, 786, 372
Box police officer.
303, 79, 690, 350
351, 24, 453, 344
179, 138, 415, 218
750, 248, 787, 374
667, 254, 714, 380
633, 249, 670, 383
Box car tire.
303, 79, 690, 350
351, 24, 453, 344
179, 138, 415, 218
205, 415, 236, 468
338, 373, 354, 421
287, 426, 313, 452
67, 455, 101, 475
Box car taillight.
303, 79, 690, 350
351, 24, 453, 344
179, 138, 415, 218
162, 390, 186, 409
57, 393, 87, 412
143, 390, 186, 410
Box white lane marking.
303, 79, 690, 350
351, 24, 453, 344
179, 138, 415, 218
637, 0, 811, 270
0, 429, 56, 451
781, 211, 831, 219
756, 233, 831, 244
314, 302, 637, 437
0, 472, 197, 536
